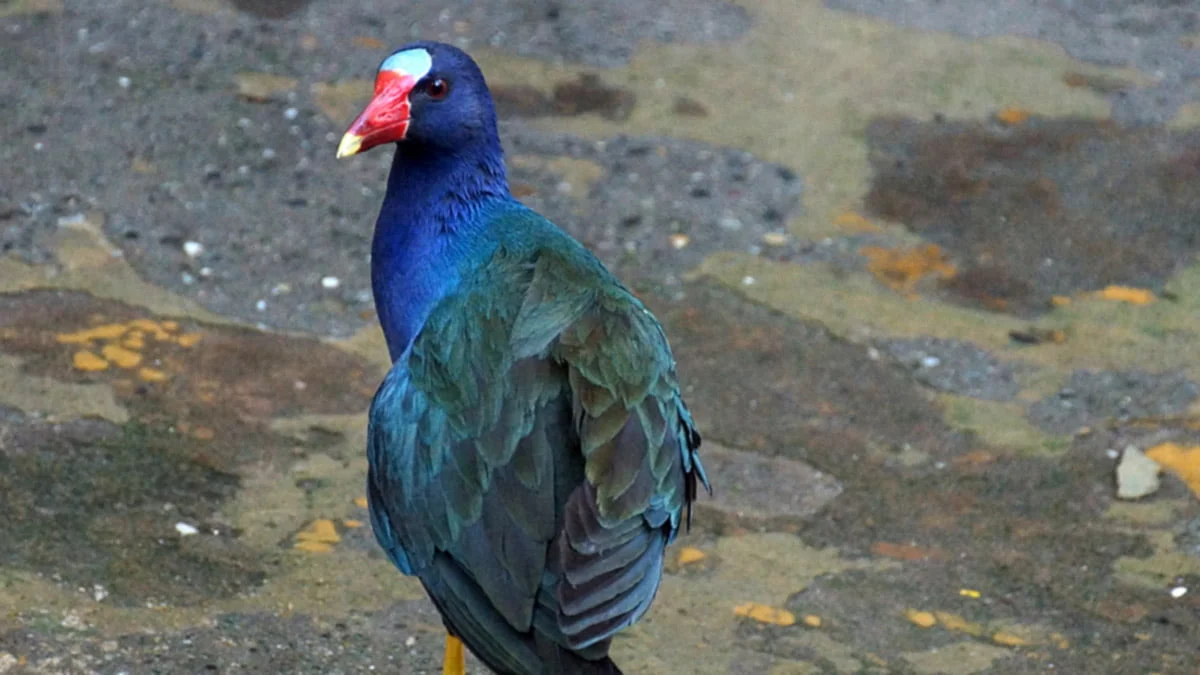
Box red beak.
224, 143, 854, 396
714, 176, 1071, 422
337, 70, 418, 158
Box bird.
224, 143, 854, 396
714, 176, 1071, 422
336, 41, 709, 675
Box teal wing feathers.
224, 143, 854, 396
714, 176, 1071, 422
366, 230, 707, 672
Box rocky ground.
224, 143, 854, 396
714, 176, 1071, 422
2, 0, 1199, 673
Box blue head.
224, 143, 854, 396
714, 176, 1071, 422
337, 42, 512, 359
337, 41, 502, 160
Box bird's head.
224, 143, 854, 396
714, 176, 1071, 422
336, 41, 497, 159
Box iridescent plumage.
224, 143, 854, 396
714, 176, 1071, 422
341, 42, 708, 675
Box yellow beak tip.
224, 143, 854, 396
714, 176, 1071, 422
336, 133, 364, 159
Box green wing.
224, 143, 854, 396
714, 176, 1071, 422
367, 237, 707, 670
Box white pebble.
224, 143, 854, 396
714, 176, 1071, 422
262, 147, 276, 160
1170, 586, 1187, 599
404, 636, 417, 648
920, 356, 941, 368
180, 272, 195, 285
175, 522, 199, 536
199, 266, 213, 277
284, 107, 299, 120
321, 276, 340, 289
255, 299, 267, 311
742, 275, 756, 286
718, 216, 743, 231
182, 240, 203, 257
117, 76, 131, 89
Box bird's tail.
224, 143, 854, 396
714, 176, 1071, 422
575, 656, 622, 675
534, 634, 622, 674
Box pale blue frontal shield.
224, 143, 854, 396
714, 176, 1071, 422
380, 48, 433, 79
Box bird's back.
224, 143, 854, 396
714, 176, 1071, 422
367, 207, 704, 674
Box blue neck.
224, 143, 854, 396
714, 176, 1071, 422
371, 140, 510, 361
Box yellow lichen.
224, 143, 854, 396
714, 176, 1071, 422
138, 367, 168, 383
860, 244, 957, 295
992, 631, 1028, 647
733, 602, 796, 626
294, 519, 341, 553
72, 350, 109, 371
1145, 442, 1200, 499
101, 344, 142, 369
995, 107, 1031, 125
677, 546, 707, 566
905, 609, 937, 628
56, 323, 129, 344
1095, 285, 1155, 305
934, 611, 985, 637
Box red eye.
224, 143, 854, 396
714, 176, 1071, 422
426, 78, 449, 100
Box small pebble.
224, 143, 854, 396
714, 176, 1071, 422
669, 233, 690, 250
199, 266, 213, 277
920, 356, 941, 368
742, 275, 756, 286
117, 76, 131, 89
180, 272, 195, 285
182, 241, 204, 258
175, 522, 199, 536
404, 636, 417, 648
284, 107, 299, 120
761, 232, 789, 247
255, 299, 267, 311
321, 276, 340, 289
262, 147, 277, 160
1170, 586, 1187, 599
718, 216, 743, 231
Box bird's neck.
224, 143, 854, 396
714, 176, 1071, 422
370, 140, 510, 361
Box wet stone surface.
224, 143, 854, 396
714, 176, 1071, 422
5, 0, 1200, 673
1027, 369, 1200, 435
881, 338, 1022, 401
507, 127, 805, 283
694, 443, 844, 534
865, 117, 1200, 315
0, 600, 458, 675
646, 282, 977, 479
0, 410, 261, 606
2, 1, 776, 336
0, 289, 376, 604
827, 0, 1200, 125
320, 0, 753, 68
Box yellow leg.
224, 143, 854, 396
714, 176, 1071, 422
443, 634, 465, 675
